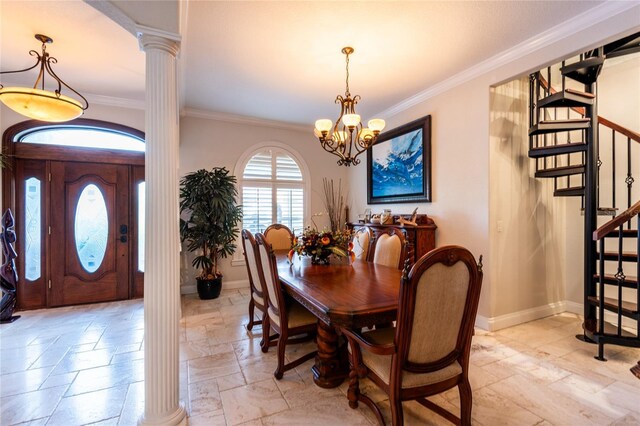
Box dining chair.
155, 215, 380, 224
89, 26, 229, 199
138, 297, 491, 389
351, 226, 373, 261
240, 229, 270, 344
263, 223, 294, 250
368, 228, 408, 269
254, 232, 318, 379
342, 245, 483, 426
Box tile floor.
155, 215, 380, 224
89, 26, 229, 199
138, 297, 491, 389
1, 286, 639, 425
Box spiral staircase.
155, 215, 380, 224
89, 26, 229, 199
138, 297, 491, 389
528, 32, 640, 361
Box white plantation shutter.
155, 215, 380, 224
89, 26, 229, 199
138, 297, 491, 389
276, 154, 303, 181
243, 152, 272, 180
242, 186, 273, 234
277, 188, 304, 234
241, 148, 305, 234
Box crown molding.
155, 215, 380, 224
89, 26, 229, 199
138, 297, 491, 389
181, 108, 310, 132
85, 93, 146, 110
376, 1, 640, 119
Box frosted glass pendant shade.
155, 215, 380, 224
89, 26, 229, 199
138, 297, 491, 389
0, 87, 84, 122
315, 119, 333, 132
342, 114, 361, 127
359, 128, 374, 141
368, 119, 386, 133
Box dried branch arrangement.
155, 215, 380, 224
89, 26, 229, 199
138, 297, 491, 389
322, 178, 346, 232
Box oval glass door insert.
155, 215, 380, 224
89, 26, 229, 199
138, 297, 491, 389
74, 184, 108, 273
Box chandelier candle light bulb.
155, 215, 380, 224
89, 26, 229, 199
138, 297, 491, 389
314, 47, 385, 166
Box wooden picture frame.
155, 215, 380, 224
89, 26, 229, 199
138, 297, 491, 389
367, 115, 431, 204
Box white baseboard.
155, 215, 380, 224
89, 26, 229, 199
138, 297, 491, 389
476, 301, 567, 331
180, 279, 250, 295
564, 300, 583, 315
476, 299, 638, 332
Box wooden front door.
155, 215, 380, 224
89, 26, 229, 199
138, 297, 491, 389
49, 162, 130, 306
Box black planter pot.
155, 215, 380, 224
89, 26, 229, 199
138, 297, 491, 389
197, 277, 222, 300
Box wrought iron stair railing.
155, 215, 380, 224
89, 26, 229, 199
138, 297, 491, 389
528, 35, 640, 359
591, 201, 640, 360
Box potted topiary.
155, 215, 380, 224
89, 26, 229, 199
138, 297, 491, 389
179, 167, 243, 299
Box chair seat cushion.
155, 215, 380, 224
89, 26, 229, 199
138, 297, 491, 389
252, 292, 264, 306
268, 301, 317, 329
359, 328, 463, 389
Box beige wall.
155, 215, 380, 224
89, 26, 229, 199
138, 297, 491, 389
346, 11, 640, 324
178, 114, 348, 287
489, 78, 566, 319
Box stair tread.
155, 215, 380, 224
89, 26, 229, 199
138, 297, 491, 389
529, 143, 587, 159
565, 88, 596, 98
537, 91, 595, 109
584, 320, 637, 338
554, 186, 584, 197
594, 273, 639, 288
600, 251, 639, 261
540, 119, 590, 124
535, 165, 585, 178
603, 229, 638, 238
588, 296, 639, 316
529, 119, 590, 136
561, 57, 605, 84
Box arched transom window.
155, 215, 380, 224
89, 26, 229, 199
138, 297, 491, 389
240, 147, 306, 234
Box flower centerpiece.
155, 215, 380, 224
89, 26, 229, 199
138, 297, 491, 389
288, 228, 354, 265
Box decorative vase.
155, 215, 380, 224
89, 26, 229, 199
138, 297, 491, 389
197, 276, 222, 299
310, 251, 331, 265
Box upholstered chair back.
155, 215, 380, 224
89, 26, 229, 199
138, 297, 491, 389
396, 246, 483, 370
255, 233, 284, 327
263, 224, 294, 250
241, 229, 264, 298
369, 228, 407, 269
351, 227, 372, 260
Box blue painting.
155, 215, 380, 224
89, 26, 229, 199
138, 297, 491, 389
371, 128, 423, 198
367, 115, 431, 204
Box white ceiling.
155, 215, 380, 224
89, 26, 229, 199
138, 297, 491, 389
1, 1, 608, 126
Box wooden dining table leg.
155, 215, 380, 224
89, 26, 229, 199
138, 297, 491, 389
311, 319, 348, 388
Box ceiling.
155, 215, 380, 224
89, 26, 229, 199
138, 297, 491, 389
1, 1, 608, 127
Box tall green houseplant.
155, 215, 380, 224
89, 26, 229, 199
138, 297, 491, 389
179, 167, 242, 299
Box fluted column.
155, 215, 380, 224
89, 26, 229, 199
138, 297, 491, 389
137, 28, 185, 426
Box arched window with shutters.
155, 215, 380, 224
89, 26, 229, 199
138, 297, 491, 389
236, 143, 310, 235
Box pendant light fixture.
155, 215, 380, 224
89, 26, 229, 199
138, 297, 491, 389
314, 47, 385, 166
0, 34, 88, 122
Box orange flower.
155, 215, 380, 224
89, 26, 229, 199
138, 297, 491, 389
320, 236, 331, 246
293, 237, 298, 246
348, 242, 354, 251
287, 249, 295, 262
349, 251, 356, 263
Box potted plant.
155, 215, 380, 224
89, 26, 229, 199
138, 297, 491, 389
179, 167, 243, 299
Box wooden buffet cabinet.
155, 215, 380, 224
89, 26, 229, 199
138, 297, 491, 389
347, 214, 437, 264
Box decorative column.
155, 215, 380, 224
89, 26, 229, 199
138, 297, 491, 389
137, 27, 185, 426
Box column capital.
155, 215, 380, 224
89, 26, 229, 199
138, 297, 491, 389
137, 24, 181, 56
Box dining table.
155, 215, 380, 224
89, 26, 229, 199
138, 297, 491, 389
276, 253, 402, 388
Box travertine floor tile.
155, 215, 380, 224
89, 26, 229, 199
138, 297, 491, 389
0, 384, 67, 425
2, 296, 638, 425
220, 378, 289, 425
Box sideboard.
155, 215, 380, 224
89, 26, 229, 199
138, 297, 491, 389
347, 214, 437, 264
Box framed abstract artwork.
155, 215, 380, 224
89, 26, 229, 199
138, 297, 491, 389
367, 115, 431, 204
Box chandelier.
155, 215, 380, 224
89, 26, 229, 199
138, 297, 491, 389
0, 34, 88, 122
314, 47, 385, 166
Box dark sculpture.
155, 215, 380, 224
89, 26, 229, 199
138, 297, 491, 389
0, 209, 19, 323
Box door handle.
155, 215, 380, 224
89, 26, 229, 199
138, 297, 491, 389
120, 224, 128, 234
